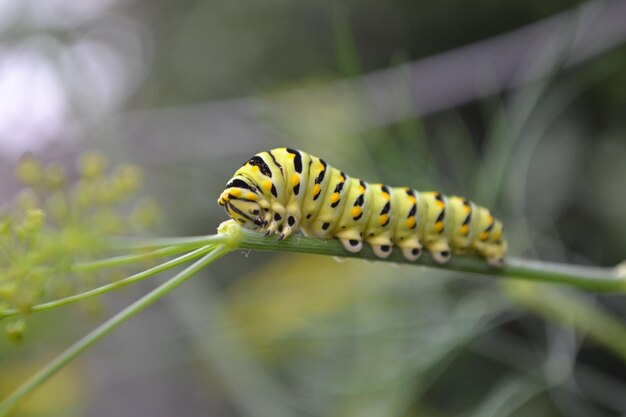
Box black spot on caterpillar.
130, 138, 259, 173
247, 156, 272, 177
218, 148, 507, 267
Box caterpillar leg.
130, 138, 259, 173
366, 234, 394, 259
262, 202, 288, 237
396, 237, 422, 261
426, 242, 452, 264
401, 247, 421, 261
263, 220, 279, 236
431, 250, 451, 264
277, 225, 291, 240
339, 238, 363, 253
371, 244, 393, 258
336, 229, 364, 253
277, 216, 299, 240
278, 206, 302, 240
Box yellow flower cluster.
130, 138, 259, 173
0, 152, 159, 341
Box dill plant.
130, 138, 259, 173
0, 152, 625, 416
0, 153, 157, 340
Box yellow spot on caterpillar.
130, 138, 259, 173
460, 224, 469, 235
351, 206, 362, 218
287, 152, 295, 159
339, 175, 345, 182
408, 195, 416, 204
480, 231, 490, 241
263, 180, 272, 190
250, 165, 260, 173
230, 188, 242, 197
436, 200, 445, 209
246, 193, 259, 201
463, 205, 471, 214
330, 193, 340, 204
382, 192, 390, 201
434, 221, 445, 232
406, 217, 416, 228
291, 174, 299, 186
379, 214, 389, 225
312, 184, 321, 196
358, 185, 365, 194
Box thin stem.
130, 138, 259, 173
224, 222, 626, 292
73, 245, 201, 273
0, 244, 230, 417
0, 245, 217, 319
109, 234, 229, 250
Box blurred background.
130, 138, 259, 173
1, 0, 626, 416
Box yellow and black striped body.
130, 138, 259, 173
218, 148, 507, 266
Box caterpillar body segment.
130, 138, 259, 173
446, 196, 475, 255
218, 148, 507, 266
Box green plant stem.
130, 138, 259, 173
220, 221, 626, 292
109, 234, 228, 250
0, 245, 217, 319
72, 245, 202, 273
0, 244, 229, 417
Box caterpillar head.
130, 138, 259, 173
218, 180, 267, 231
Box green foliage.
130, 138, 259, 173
0, 152, 157, 340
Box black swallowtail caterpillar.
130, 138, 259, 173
218, 148, 507, 266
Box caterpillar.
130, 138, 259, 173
218, 148, 507, 266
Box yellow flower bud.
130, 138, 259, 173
96, 179, 121, 205
44, 162, 66, 189
113, 164, 143, 195
78, 152, 107, 180
0, 281, 18, 300
4, 318, 26, 343
16, 153, 41, 185
131, 199, 161, 230
22, 208, 45, 234
60, 226, 91, 254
